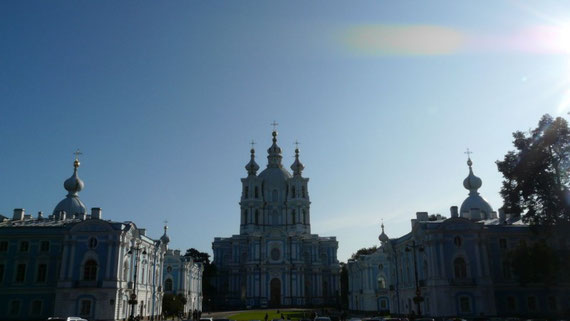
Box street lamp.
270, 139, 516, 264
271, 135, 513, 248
405, 241, 424, 316
128, 242, 147, 321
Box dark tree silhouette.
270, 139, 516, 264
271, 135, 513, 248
509, 240, 560, 286
496, 114, 570, 225
340, 263, 348, 309
350, 246, 378, 260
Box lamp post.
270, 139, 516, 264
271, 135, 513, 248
405, 240, 424, 316
128, 243, 147, 321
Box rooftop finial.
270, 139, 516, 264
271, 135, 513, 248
73, 148, 83, 169
271, 120, 279, 131
381, 219, 384, 233
464, 148, 473, 167
291, 140, 304, 176
250, 139, 256, 152
160, 219, 170, 244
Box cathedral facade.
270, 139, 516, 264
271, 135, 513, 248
212, 130, 340, 308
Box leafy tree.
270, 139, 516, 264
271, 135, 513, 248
509, 240, 559, 286
339, 263, 348, 309
162, 293, 187, 318
496, 114, 570, 225
184, 248, 211, 264
350, 246, 378, 260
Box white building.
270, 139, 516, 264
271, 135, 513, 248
163, 248, 204, 315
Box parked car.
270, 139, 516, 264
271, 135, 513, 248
47, 318, 88, 321
200, 318, 214, 321
315, 317, 332, 321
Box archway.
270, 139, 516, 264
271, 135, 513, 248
270, 278, 281, 307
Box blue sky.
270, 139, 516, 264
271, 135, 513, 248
1, 1, 569, 261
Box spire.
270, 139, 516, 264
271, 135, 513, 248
290, 140, 305, 176
53, 149, 87, 215
267, 127, 283, 168
463, 150, 482, 195
245, 140, 260, 175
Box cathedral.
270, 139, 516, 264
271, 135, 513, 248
212, 129, 340, 308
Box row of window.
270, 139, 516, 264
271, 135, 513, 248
0, 240, 51, 253
505, 295, 559, 312
242, 209, 309, 225
9, 299, 44, 316
0, 263, 49, 283
243, 186, 307, 200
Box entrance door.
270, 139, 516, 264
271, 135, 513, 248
270, 278, 281, 307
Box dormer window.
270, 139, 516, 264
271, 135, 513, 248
244, 186, 249, 198
291, 186, 296, 198
301, 186, 306, 198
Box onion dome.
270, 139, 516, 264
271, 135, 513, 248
53, 155, 87, 216
378, 220, 389, 243
460, 157, 493, 219
267, 130, 283, 168
290, 146, 305, 176
245, 147, 260, 176
160, 224, 170, 244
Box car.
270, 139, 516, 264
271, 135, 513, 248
200, 318, 214, 321
315, 317, 332, 321
47, 318, 88, 321
416, 318, 435, 321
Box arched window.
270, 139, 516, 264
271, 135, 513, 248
165, 278, 173, 292
291, 186, 296, 198
272, 190, 278, 202
254, 186, 259, 198
377, 276, 386, 289
123, 261, 129, 281
454, 257, 467, 279
301, 186, 306, 198
244, 186, 249, 198
84, 260, 97, 281
303, 210, 307, 224
291, 210, 296, 224
255, 210, 259, 224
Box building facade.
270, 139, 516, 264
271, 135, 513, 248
212, 130, 340, 308
163, 248, 204, 315
348, 157, 570, 318
0, 157, 168, 321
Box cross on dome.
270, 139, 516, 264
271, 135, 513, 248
271, 120, 279, 131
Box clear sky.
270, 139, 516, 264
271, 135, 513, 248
1, 1, 569, 261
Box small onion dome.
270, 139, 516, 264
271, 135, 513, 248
160, 225, 170, 244
64, 159, 84, 196
245, 148, 260, 175
267, 130, 283, 167
290, 148, 305, 176
463, 158, 482, 192
53, 158, 86, 216
378, 221, 389, 243
460, 157, 493, 218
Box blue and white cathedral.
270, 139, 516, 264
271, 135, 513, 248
212, 129, 340, 308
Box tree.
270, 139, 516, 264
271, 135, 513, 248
509, 240, 560, 286
162, 293, 187, 318
184, 248, 217, 311
339, 263, 349, 309
496, 114, 570, 225
350, 246, 378, 260
184, 248, 211, 264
